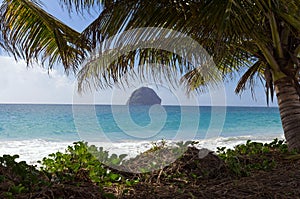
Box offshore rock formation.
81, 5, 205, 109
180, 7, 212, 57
126, 87, 161, 105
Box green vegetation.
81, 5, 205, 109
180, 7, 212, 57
0, 142, 136, 198
0, 155, 47, 198
0, 139, 299, 198
216, 138, 293, 176
38, 141, 134, 186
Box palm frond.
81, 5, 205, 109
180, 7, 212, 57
78, 0, 265, 92
235, 60, 275, 105
264, 66, 274, 105
180, 57, 223, 94
58, 0, 114, 14
235, 61, 263, 97
0, 0, 90, 72
78, 27, 219, 92
278, 4, 300, 33
81, 0, 138, 49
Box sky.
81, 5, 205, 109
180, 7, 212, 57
0, 1, 278, 107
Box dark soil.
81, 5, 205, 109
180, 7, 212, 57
1, 147, 300, 199
119, 147, 300, 198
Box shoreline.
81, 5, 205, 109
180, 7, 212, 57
0, 134, 285, 165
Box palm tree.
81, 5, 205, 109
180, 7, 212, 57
1, 0, 300, 150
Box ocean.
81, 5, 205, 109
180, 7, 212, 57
0, 104, 284, 165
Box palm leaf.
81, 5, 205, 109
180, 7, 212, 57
58, 0, 114, 14
77, 27, 214, 92
78, 0, 264, 92
278, 6, 300, 32
264, 66, 274, 105
235, 61, 262, 95
0, 0, 90, 72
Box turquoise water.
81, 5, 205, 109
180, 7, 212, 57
0, 104, 283, 142
0, 104, 284, 164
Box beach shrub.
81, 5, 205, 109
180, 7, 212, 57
121, 140, 197, 174
88, 144, 127, 166
38, 141, 127, 186
0, 154, 46, 198
147, 140, 197, 154
148, 139, 167, 153
216, 139, 290, 176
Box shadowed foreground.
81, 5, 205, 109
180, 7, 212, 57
1, 141, 300, 198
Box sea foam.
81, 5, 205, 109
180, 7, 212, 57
0, 133, 284, 165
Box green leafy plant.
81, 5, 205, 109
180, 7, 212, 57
88, 145, 127, 166
0, 154, 46, 198
38, 141, 127, 186
216, 139, 292, 176
148, 139, 167, 153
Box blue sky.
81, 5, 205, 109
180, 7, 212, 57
0, 1, 277, 107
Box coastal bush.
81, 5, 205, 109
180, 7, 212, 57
121, 140, 197, 174
147, 139, 197, 153
88, 144, 127, 166
0, 154, 46, 198
38, 141, 128, 186
216, 139, 292, 176
148, 139, 167, 153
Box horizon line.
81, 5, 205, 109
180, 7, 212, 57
0, 102, 278, 108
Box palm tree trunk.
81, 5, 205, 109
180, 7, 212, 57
275, 77, 300, 151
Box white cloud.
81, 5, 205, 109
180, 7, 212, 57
0, 56, 75, 104
0, 56, 140, 105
